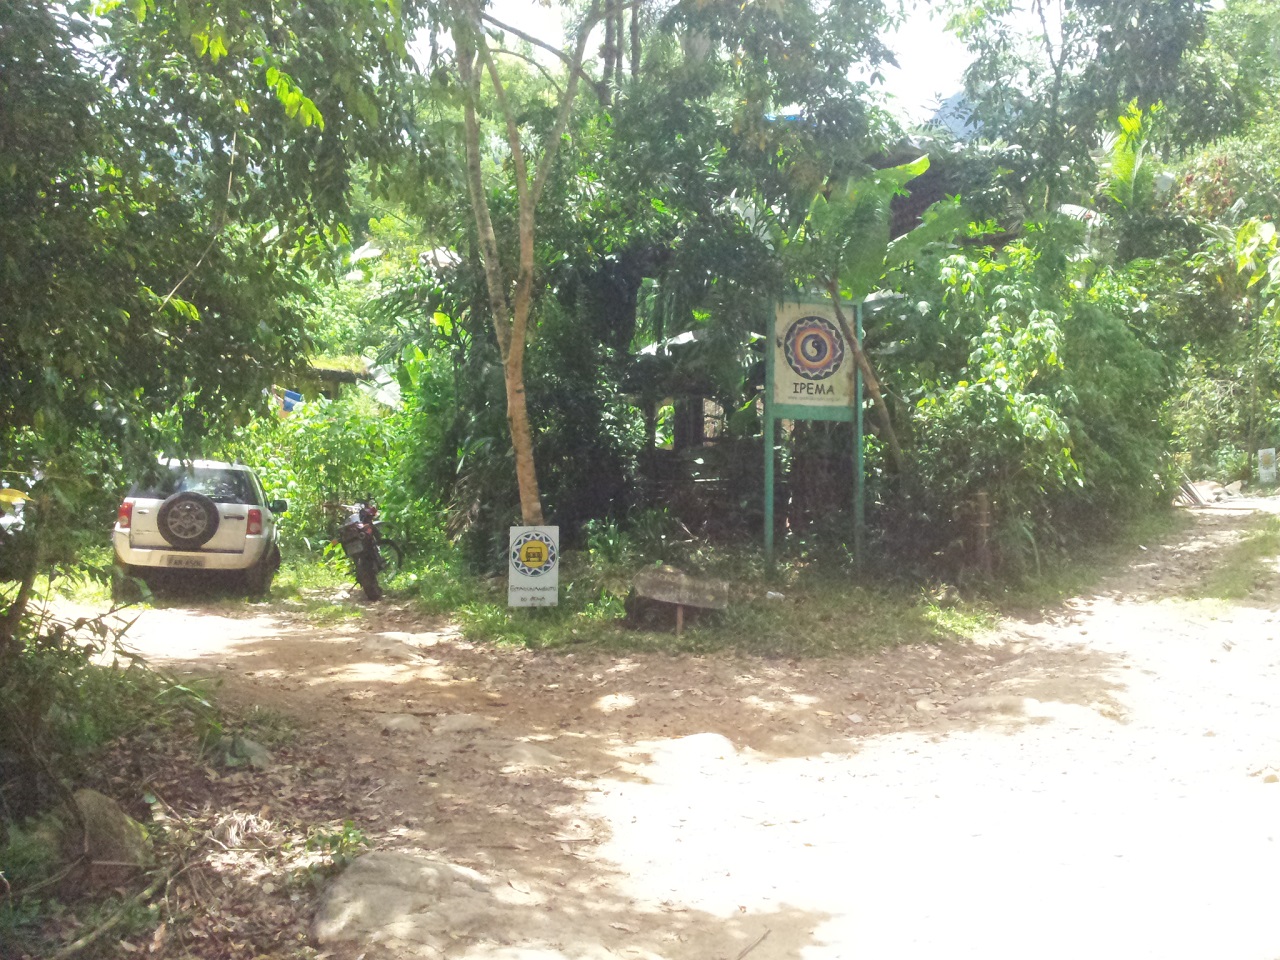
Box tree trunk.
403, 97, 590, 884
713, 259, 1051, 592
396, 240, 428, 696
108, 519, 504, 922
630, 2, 641, 79
613, 4, 625, 88
503, 344, 545, 526
452, 22, 543, 525
602, 12, 616, 105
0, 558, 37, 669
449, 1, 601, 526
828, 286, 905, 474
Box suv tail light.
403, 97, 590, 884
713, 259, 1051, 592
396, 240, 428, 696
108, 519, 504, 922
117, 502, 133, 530
247, 508, 263, 535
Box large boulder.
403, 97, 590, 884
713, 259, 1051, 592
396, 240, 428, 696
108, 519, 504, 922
312, 852, 497, 956
63, 788, 153, 894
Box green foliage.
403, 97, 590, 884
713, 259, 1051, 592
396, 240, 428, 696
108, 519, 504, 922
1098, 101, 1160, 213
1168, 212, 1280, 478
789, 156, 933, 299
950, 0, 1206, 212
305, 820, 369, 869
909, 242, 1077, 528
1057, 295, 1173, 519
1173, 117, 1280, 223
526, 297, 646, 540
293, 820, 370, 888
0, 817, 63, 891
1166, 0, 1280, 149
883, 229, 1171, 579
456, 554, 991, 657
222, 391, 409, 547
0, 3, 343, 480
0, 605, 210, 823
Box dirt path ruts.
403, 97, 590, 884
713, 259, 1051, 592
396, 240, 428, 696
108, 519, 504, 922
118, 501, 1280, 960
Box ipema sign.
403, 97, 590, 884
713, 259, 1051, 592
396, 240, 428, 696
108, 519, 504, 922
508, 526, 560, 606
764, 296, 865, 569
772, 301, 856, 410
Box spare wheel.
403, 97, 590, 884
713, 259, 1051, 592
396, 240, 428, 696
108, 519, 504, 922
157, 491, 220, 549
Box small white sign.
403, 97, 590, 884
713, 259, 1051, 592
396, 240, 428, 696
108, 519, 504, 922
1260, 448, 1277, 485
508, 526, 559, 607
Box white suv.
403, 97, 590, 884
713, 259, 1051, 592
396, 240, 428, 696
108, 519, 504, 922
112, 460, 286, 596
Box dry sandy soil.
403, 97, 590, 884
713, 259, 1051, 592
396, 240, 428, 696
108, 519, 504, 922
111, 502, 1280, 960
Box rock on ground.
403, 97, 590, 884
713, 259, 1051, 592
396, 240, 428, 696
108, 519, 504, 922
313, 851, 495, 954
65, 788, 153, 894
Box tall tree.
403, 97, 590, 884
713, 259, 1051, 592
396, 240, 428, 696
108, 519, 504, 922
0, 0, 427, 652
949, 0, 1208, 213
1165, 0, 1280, 148
445, 0, 604, 526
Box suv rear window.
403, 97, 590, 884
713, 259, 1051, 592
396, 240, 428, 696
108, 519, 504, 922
129, 467, 259, 505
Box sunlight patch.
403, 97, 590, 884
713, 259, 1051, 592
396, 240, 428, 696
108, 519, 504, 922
595, 692, 638, 712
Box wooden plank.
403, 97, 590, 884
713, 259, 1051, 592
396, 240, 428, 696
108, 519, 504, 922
633, 568, 730, 610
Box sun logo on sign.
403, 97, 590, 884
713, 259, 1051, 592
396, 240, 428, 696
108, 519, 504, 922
783, 315, 845, 381
511, 531, 557, 577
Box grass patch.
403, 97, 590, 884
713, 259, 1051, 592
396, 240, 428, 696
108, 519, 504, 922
396, 554, 483, 614
923, 600, 998, 640
986, 508, 1189, 611
35, 545, 118, 606
420, 518, 1004, 656
279, 597, 364, 625
455, 564, 996, 657
274, 551, 350, 594
239, 704, 300, 747
442, 509, 1208, 654
1188, 513, 1280, 600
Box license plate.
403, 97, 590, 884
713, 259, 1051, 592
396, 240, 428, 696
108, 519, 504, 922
167, 555, 205, 568
344, 539, 365, 557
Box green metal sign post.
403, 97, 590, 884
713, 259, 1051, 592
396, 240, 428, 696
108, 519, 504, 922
764, 296, 865, 573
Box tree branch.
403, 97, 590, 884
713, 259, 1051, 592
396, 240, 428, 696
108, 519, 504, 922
49, 867, 174, 960
529, 1, 602, 211
0, 558, 37, 664
481, 0, 639, 71
490, 47, 566, 99
451, 19, 514, 359
481, 13, 574, 65
828, 284, 906, 474
157, 132, 238, 315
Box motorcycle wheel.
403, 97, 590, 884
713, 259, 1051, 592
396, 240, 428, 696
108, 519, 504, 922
355, 554, 383, 601
379, 537, 404, 571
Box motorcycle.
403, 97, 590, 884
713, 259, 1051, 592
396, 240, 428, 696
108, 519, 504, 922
334, 500, 397, 600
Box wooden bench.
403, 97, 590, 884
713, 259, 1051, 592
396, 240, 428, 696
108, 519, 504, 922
631, 568, 729, 635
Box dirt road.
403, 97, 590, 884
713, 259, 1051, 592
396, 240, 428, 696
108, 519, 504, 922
118, 502, 1280, 960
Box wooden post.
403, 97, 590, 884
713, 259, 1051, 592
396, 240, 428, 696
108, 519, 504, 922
975, 489, 992, 577
764, 322, 776, 575
854, 301, 865, 568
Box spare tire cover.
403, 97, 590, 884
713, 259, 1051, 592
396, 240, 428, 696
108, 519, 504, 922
156, 491, 220, 549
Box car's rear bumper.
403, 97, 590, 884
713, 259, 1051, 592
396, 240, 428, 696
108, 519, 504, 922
112, 530, 272, 571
